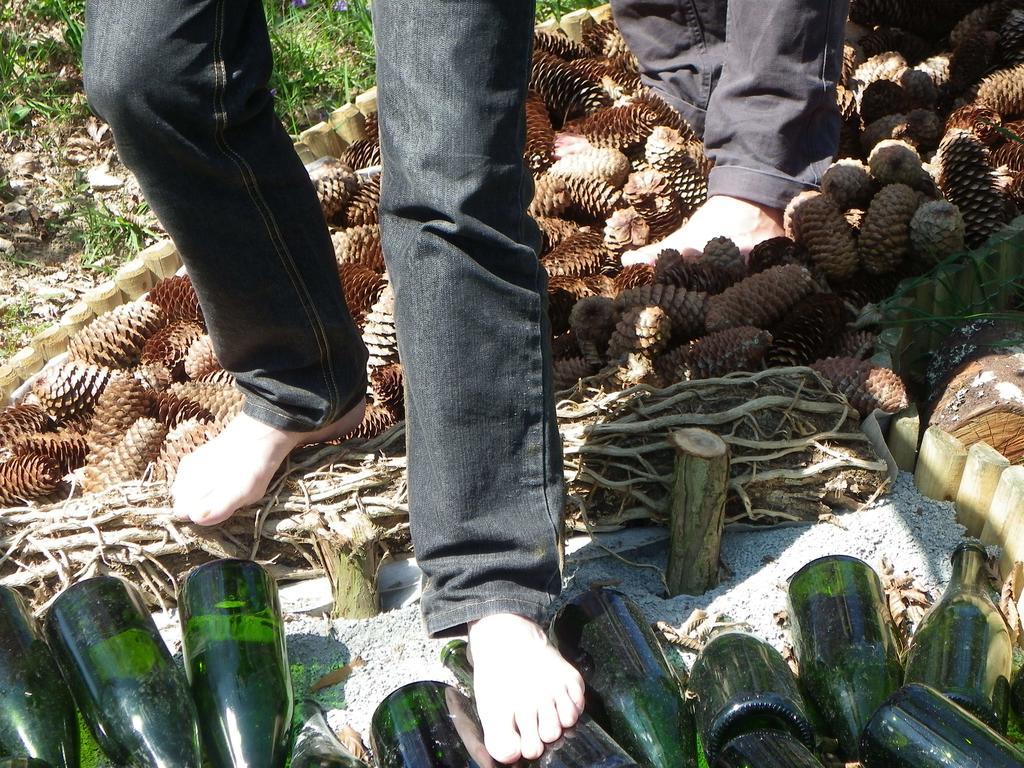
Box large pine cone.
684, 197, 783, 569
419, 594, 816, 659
835, 329, 878, 359
333, 224, 385, 271
340, 137, 382, 174
607, 306, 673, 360
307, 157, 359, 220
991, 131, 1024, 172
910, 199, 966, 262
536, 217, 580, 253
948, 30, 1001, 95
534, 29, 591, 61
766, 293, 846, 366
147, 274, 204, 325
613, 263, 655, 292
811, 357, 910, 416
530, 50, 611, 122
950, 2, 1005, 48
0, 403, 53, 444
140, 321, 205, 381
81, 417, 168, 493
656, 326, 772, 382
821, 159, 877, 210
543, 230, 608, 278
655, 250, 736, 294
168, 381, 244, 424
549, 146, 631, 187
614, 283, 708, 341
858, 183, 922, 274
342, 175, 381, 228
899, 69, 939, 108
183, 335, 222, 380
946, 104, 1003, 145
12, 432, 88, 474
582, 19, 639, 69
624, 169, 684, 240
87, 371, 152, 463
337, 403, 398, 443
701, 236, 744, 274
866, 140, 937, 194
862, 110, 943, 153
568, 58, 643, 100
369, 363, 405, 418
851, 51, 908, 89
564, 176, 625, 220
549, 276, 597, 334
603, 208, 650, 255
31, 361, 111, 423
363, 284, 399, 368
975, 63, 1024, 116
569, 295, 617, 365
705, 264, 817, 332
914, 54, 951, 88
338, 263, 387, 325
151, 391, 215, 429
860, 79, 907, 124
784, 192, 859, 281
525, 91, 556, 173
68, 301, 167, 369
746, 237, 806, 275
0, 455, 63, 504
859, 27, 932, 65
935, 129, 1009, 247
554, 356, 597, 391
152, 418, 211, 483
645, 127, 709, 212
530, 174, 572, 218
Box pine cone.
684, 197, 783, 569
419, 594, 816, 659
867, 140, 938, 194
147, 275, 204, 325
530, 174, 572, 218
549, 146, 631, 187
81, 417, 168, 492
340, 116, 382, 171
701, 236, 744, 274
1001, 9, 1024, 66
342, 175, 381, 228
645, 127, 709, 212
369, 363, 404, 418
766, 293, 846, 366
67, 301, 167, 369
151, 391, 215, 429
0, 455, 62, 504
862, 110, 943, 153
858, 183, 922, 274
564, 176, 625, 220
338, 263, 386, 325
935, 129, 1009, 247
337, 403, 397, 442
569, 295, 617, 365
821, 159, 877, 210
568, 58, 644, 99
183, 335, 221, 380
914, 54, 951, 87
168, 381, 244, 424
307, 157, 359, 220
87, 371, 152, 462
899, 69, 939, 108
842, 42, 864, 86
615, 283, 708, 341
784, 192, 859, 280
910, 199, 966, 262
0, 403, 53, 444
12, 432, 88, 474
835, 329, 878, 359
612, 263, 655, 292
705, 264, 818, 332
858, 27, 932, 65
607, 305, 673, 360
534, 29, 591, 61
657, 326, 772, 382
525, 91, 556, 173
332, 224, 385, 271
831, 270, 904, 307
140, 321, 205, 381
31, 361, 111, 423
152, 418, 211, 484
991, 132, 1024, 172
948, 31, 1000, 95
603, 208, 650, 255
851, 52, 908, 89
548, 277, 593, 334
946, 104, 1003, 144
975, 63, 1024, 117
554, 356, 597, 390
950, 2, 1005, 48
624, 171, 685, 240
582, 19, 639, 69
132, 362, 173, 393
542, 230, 608, 277
860, 79, 907, 124
363, 284, 399, 368
530, 50, 611, 122
811, 357, 909, 415
536, 217, 579, 253
746, 237, 806, 274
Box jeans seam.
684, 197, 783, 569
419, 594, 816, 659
211, 0, 341, 422
427, 596, 552, 626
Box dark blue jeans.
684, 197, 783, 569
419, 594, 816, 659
82, 0, 563, 637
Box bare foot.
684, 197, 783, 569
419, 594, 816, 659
171, 398, 366, 526
621, 195, 786, 266
469, 613, 586, 764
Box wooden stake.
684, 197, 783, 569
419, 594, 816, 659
60, 302, 95, 336
299, 122, 345, 160
140, 240, 181, 280
590, 4, 614, 23
955, 441, 1010, 538
982, 465, 1024, 552
293, 141, 317, 165
114, 258, 156, 299
915, 426, 968, 502
355, 88, 378, 119
321, 512, 381, 619
560, 8, 595, 42
329, 103, 367, 145
83, 281, 125, 315
31, 324, 68, 360
10, 347, 44, 380
535, 17, 559, 32
887, 403, 920, 473
0, 364, 20, 403
666, 428, 729, 596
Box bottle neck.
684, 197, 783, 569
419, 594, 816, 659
949, 547, 988, 592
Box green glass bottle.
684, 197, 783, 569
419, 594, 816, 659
905, 541, 1012, 731
860, 683, 1024, 767
0, 586, 78, 768
179, 559, 293, 768
787, 555, 903, 760
370, 681, 498, 767
687, 631, 814, 765
714, 731, 825, 768
0, 760, 55, 767
44, 576, 202, 768
549, 588, 697, 768
440, 639, 640, 768
291, 699, 368, 768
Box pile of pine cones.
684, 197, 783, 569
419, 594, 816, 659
6, 7, 1024, 507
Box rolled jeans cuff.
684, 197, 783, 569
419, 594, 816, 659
707, 163, 819, 211
422, 593, 557, 639
239, 372, 367, 432
642, 78, 708, 137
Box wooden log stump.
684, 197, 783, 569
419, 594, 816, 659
10, 347, 44, 381
666, 428, 729, 597
83, 281, 124, 315
60, 302, 94, 335
887, 404, 920, 472
995, 467, 1024, 573
915, 425, 968, 501
0, 364, 21, 403
140, 240, 181, 280
114, 258, 156, 299
30, 324, 68, 360
955, 441, 1010, 537
320, 512, 382, 619
329, 104, 367, 145
299, 121, 345, 160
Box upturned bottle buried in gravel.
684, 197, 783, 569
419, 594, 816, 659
713, 731, 825, 768
549, 588, 697, 768
179, 558, 293, 768
904, 541, 1012, 731
687, 631, 814, 765
291, 698, 369, 768
860, 683, 1024, 767
440, 639, 640, 768
0, 586, 78, 768
787, 555, 903, 760
44, 576, 202, 768
371, 680, 498, 767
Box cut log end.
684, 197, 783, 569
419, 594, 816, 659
670, 428, 728, 460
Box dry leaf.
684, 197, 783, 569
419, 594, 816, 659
310, 657, 366, 692
338, 724, 368, 761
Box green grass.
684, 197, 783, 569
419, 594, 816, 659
0, 297, 45, 360
69, 190, 160, 273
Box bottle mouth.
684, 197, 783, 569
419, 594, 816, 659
951, 539, 988, 561
704, 693, 815, 765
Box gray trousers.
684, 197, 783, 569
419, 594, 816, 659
613, 0, 849, 208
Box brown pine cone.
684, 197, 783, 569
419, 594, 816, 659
623, 169, 670, 205
542, 230, 608, 277
168, 381, 244, 424
337, 403, 398, 443
835, 329, 878, 359
914, 54, 951, 88
821, 159, 877, 210
867, 140, 938, 194
950, 2, 1006, 49
860, 79, 907, 124
831, 270, 904, 308
862, 110, 943, 153
530, 49, 611, 122
859, 27, 932, 65
568, 58, 644, 100
525, 91, 556, 173
701, 236, 744, 274
152, 418, 211, 483
569, 295, 617, 365
645, 127, 709, 212
31, 361, 112, 424
363, 284, 399, 368
549, 146, 631, 187
554, 356, 597, 390
949, 31, 1001, 95
536, 217, 579, 253
851, 51, 908, 89
975, 63, 1024, 117
183, 335, 222, 380
530, 174, 572, 218
746, 237, 806, 274
784, 192, 859, 281
946, 104, 1003, 144
0, 455, 63, 504
81, 417, 168, 492
842, 42, 864, 86
548, 277, 593, 335
910, 199, 966, 262
766, 293, 846, 366
369, 363, 404, 418
654, 254, 740, 294
563, 176, 626, 220
342, 175, 381, 228
935, 128, 1010, 247
858, 183, 922, 274
810, 357, 909, 415
991, 133, 1024, 172
338, 263, 386, 325
899, 69, 939, 108
147, 274, 204, 325
307, 156, 359, 220
607, 305, 673, 360
705, 264, 818, 332
151, 391, 215, 429
68, 301, 167, 370
624, 169, 685, 240
603, 208, 650, 255
612, 263, 655, 292
332, 224, 385, 271
132, 362, 173, 393
339, 117, 382, 171
562, 103, 657, 152
657, 326, 772, 382
534, 29, 591, 61
12, 432, 88, 474
582, 19, 639, 70
87, 371, 152, 462
615, 282, 708, 341
0, 403, 53, 445
140, 321, 205, 381
1001, 9, 1024, 66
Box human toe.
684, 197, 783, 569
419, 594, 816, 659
478, 707, 522, 765
515, 704, 544, 761
536, 697, 564, 743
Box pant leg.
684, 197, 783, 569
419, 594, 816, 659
610, 0, 727, 136
702, 0, 850, 209
82, 0, 367, 430
374, 0, 564, 638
